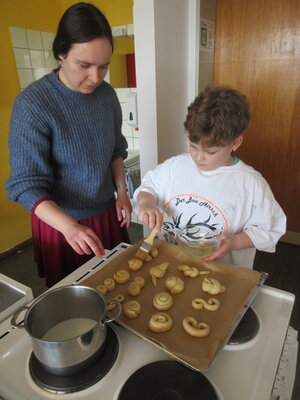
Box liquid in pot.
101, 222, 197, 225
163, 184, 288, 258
42, 317, 97, 341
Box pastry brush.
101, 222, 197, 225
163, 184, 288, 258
135, 212, 167, 261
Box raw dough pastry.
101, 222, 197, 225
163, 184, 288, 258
149, 312, 173, 332
165, 276, 184, 294
128, 258, 144, 271
192, 297, 220, 311
123, 300, 141, 319
149, 262, 170, 286
202, 278, 226, 295
107, 294, 125, 311
96, 284, 107, 296
153, 292, 173, 310
150, 247, 159, 258
127, 282, 141, 296
182, 317, 210, 337
104, 278, 115, 292
113, 269, 130, 284
134, 276, 145, 287
177, 265, 210, 278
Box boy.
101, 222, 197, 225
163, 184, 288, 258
133, 85, 286, 268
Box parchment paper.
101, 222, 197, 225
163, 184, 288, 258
82, 239, 266, 371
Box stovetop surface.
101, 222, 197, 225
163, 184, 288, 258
0, 244, 296, 400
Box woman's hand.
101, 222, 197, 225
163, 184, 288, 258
63, 223, 105, 257
204, 232, 254, 262
34, 200, 105, 257
115, 189, 132, 228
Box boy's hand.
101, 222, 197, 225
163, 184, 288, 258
138, 206, 164, 231
204, 232, 254, 261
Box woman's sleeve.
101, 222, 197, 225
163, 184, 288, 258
6, 96, 54, 212
243, 178, 287, 252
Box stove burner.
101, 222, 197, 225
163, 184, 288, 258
227, 307, 260, 345
29, 326, 119, 394
117, 360, 219, 400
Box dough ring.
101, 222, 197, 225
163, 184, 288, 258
113, 269, 130, 284
149, 262, 170, 286
107, 295, 124, 311
165, 276, 185, 294
153, 292, 173, 310
134, 276, 145, 287
128, 258, 144, 271
103, 278, 116, 292
96, 284, 107, 296
123, 300, 141, 319
149, 312, 173, 332
127, 282, 141, 296
192, 297, 220, 311
202, 278, 226, 295
182, 317, 211, 337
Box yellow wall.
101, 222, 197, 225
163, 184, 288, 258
0, 0, 133, 254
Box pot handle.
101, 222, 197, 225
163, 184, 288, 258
104, 299, 121, 323
11, 305, 29, 328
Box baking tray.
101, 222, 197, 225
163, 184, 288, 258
82, 239, 267, 371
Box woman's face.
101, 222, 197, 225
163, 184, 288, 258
58, 37, 112, 93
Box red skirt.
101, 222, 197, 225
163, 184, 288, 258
31, 204, 130, 287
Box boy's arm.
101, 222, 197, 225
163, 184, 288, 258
204, 232, 254, 262
137, 191, 164, 231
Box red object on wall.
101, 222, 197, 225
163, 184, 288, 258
126, 53, 136, 88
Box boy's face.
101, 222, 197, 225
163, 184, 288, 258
189, 136, 243, 171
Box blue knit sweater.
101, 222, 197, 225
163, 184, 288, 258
6, 71, 128, 220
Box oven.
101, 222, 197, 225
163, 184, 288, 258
0, 243, 298, 400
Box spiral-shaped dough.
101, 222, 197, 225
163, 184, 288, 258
104, 278, 115, 292
113, 269, 130, 284
202, 278, 226, 295
165, 276, 185, 294
153, 292, 173, 310
191, 297, 220, 311
123, 300, 141, 319
127, 282, 141, 296
182, 317, 210, 337
134, 276, 145, 287
96, 284, 107, 296
149, 312, 173, 332
128, 258, 144, 271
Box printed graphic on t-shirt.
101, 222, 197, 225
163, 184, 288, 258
162, 194, 228, 243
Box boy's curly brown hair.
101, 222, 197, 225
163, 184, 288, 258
184, 85, 250, 146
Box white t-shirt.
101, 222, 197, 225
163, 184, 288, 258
133, 153, 286, 268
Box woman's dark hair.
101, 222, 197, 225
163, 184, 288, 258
53, 2, 113, 60
184, 85, 250, 146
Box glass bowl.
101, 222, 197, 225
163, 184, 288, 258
175, 225, 220, 260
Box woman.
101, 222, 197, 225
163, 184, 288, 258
6, 2, 132, 287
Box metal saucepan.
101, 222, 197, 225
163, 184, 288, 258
11, 285, 120, 376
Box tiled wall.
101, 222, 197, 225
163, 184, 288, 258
115, 87, 140, 154
10, 27, 58, 89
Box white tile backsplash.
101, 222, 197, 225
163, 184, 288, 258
26, 29, 43, 50
41, 31, 55, 51
10, 27, 28, 48
44, 51, 58, 69
116, 87, 140, 153
14, 48, 31, 68
17, 69, 34, 89
30, 49, 45, 68
10, 26, 58, 90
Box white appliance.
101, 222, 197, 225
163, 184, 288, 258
0, 243, 297, 400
